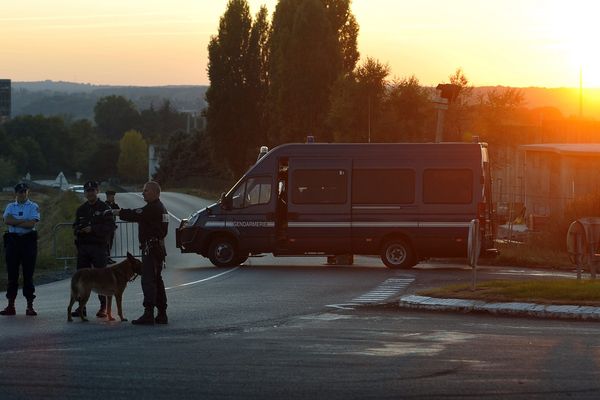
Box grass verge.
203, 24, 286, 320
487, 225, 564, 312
419, 279, 600, 306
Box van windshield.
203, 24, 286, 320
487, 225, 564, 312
231, 176, 272, 208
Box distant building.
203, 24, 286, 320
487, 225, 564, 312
521, 143, 600, 217
0, 79, 10, 123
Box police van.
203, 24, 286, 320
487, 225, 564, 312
175, 141, 496, 269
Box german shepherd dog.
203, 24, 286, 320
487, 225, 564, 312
67, 253, 142, 322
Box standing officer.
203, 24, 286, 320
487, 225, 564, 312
113, 181, 168, 325
1, 183, 40, 316
105, 190, 120, 264
72, 180, 114, 318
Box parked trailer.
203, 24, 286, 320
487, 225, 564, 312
175, 141, 497, 269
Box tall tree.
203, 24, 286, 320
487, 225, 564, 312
205, 0, 269, 176
268, 0, 359, 143
117, 130, 148, 183
94, 95, 140, 141
328, 57, 389, 142
381, 75, 434, 142
444, 68, 474, 141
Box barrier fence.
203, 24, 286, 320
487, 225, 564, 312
52, 221, 141, 269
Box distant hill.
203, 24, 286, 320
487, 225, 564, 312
11, 80, 208, 120
8, 80, 600, 121
473, 86, 600, 119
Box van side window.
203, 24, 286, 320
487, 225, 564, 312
232, 177, 272, 208
292, 169, 347, 204
423, 169, 473, 204
353, 169, 415, 204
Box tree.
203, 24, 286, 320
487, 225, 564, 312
380, 75, 434, 142
328, 57, 389, 142
0, 157, 17, 187
444, 68, 474, 141
153, 130, 215, 185
85, 141, 120, 182
67, 119, 98, 174
205, 0, 269, 176
117, 130, 148, 183
94, 95, 140, 141
268, 0, 359, 143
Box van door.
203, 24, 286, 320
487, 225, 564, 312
227, 175, 275, 253
285, 159, 351, 254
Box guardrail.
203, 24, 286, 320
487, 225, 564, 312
52, 221, 141, 269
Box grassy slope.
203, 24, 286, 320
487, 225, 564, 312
420, 279, 600, 306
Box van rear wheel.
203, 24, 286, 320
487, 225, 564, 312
381, 239, 414, 269
208, 236, 241, 267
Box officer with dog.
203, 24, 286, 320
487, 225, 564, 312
1, 183, 40, 316
72, 180, 114, 318
112, 181, 168, 325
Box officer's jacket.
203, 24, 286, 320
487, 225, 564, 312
119, 199, 168, 244
3, 199, 40, 235
73, 200, 114, 245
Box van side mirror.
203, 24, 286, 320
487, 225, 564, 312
220, 192, 232, 210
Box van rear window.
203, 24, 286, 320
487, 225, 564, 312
353, 169, 415, 204
292, 169, 347, 204
423, 169, 473, 204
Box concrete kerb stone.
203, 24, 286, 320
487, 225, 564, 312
398, 295, 600, 321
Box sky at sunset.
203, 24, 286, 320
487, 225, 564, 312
2, 0, 600, 88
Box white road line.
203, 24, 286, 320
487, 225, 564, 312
165, 267, 240, 290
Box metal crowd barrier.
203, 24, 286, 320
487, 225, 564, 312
52, 221, 141, 269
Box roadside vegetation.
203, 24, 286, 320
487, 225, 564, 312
420, 279, 600, 306
0, 189, 80, 291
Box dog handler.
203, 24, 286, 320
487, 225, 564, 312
113, 181, 169, 325
73, 180, 114, 318
1, 183, 40, 316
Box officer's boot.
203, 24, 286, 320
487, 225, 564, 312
0, 299, 16, 316
26, 299, 37, 316
132, 307, 155, 325
155, 308, 168, 325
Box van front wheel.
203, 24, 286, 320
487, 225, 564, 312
208, 237, 240, 267
381, 239, 414, 269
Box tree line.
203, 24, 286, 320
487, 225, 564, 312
0, 96, 189, 187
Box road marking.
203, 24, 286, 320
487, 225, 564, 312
326, 277, 415, 309
165, 267, 240, 290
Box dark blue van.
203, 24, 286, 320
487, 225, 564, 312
175, 142, 496, 268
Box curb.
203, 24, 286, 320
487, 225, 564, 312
399, 294, 600, 321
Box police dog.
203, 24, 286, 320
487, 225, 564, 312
67, 252, 142, 322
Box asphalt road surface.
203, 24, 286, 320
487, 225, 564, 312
1, 192, 599, 400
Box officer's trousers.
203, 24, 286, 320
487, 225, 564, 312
141, 250, 167, 311
3, 232, 37, 301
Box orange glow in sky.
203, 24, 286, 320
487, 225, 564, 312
1, 0, 599, 87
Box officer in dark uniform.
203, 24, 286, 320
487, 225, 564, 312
1, 183, 40, 316
113, 181, 169, 325
105, 190, 120, 264
72, 180, 114, 318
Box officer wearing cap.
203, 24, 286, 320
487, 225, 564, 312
105, 190, 120, 264
113, 181, 169, 325
1, 183, 40, 316
72, 180, 114, 318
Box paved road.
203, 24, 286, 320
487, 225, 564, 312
1, 192, 599, 399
